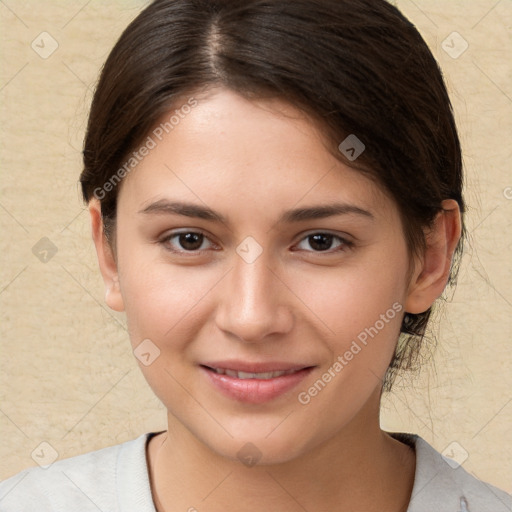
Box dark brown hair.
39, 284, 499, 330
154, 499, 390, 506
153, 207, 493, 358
80, 0, 465, 391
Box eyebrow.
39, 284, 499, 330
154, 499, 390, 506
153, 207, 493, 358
138, 199, 374, 224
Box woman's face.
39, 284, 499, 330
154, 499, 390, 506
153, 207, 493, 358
102, 88, 420, 463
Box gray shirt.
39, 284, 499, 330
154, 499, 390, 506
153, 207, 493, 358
0, 432, 510, 511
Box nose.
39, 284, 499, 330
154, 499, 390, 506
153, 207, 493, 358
215, 250, 294, 343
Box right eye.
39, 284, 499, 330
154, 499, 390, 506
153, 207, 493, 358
159, 230, 216, 254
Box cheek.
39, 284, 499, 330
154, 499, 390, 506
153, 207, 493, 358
289, 249, 409, 407
292, 255, 408, 342
292, 267, 406, 420
118, 234, 216, 345
117, 255, 219, 404
120, 259, 219, 346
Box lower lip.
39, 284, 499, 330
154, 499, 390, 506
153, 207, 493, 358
201, 366, 314, 404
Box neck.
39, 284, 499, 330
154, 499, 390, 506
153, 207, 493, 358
147, 392, 415, 512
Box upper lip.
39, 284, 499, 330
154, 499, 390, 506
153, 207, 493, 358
201, 360, 314, 373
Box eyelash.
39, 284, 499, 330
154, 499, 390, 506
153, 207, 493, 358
158, 230, 354, 255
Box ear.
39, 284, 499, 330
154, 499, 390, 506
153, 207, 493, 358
89, 199, 125, 312
404, 199, 462, 314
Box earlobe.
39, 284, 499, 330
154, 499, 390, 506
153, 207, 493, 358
404, 199, 462, 314
89, 199, 125, 312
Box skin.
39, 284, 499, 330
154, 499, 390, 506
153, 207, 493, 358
90, 88, 461, 512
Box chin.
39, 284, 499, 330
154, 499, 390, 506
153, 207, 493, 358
195, 419, 319, 467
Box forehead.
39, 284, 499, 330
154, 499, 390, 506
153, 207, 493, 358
117, 88, 395, 223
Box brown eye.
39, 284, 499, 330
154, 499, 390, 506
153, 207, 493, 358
177, 232, 204, 251
161, 231, 213, 253
295, 232, 352, 253
308, 234, 335, 251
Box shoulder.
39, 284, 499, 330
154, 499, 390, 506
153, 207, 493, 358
0, 433, 155, 512
398, 433, 512, 512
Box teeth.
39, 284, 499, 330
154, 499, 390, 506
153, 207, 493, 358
211, 368, 299, 379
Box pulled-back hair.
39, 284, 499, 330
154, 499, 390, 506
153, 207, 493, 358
80, 0, 465, 391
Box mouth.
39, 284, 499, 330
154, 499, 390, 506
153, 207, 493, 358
204, 367, 303, 380
200, 361, 315, 404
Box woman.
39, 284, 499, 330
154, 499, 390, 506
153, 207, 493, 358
1, 0, 510, 510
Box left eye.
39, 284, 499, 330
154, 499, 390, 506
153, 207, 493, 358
295, 233, 351, 253
161, 231, 214, 252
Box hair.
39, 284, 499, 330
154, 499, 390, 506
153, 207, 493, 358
80, 0, 465, 392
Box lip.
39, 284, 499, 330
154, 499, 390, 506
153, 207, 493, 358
200, 360, 315, 404
201, 360, 310, 373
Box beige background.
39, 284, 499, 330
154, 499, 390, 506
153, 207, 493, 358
0, 0, 511, 493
